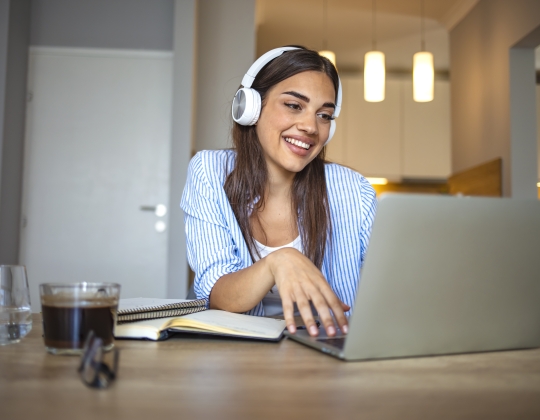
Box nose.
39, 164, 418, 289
296, 112, 318, 136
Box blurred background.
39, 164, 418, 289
0, 0, 539, 309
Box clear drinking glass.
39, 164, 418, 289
40, 282, 120, 355
0, 265, 32, 345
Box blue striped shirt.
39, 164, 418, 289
180, 149, 377, 316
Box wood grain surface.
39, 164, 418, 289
448, 158, 502, 197
1, 314, 540, 420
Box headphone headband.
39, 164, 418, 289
241, 47, 300, 88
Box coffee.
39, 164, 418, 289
39, 282, 120, 355
41, 298, 117, 350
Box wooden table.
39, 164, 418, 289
2, 314, 540, 420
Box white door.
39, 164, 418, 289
20, 47, 172, 312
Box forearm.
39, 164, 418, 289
209, 257, 275, 313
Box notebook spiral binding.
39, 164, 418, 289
117, 298, 208, 324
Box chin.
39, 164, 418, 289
282, 158, 312, 174
285, 165, 307, 174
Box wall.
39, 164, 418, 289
0, 0, 31, 264
0, 0, 9, 189
168, 0, 197, 298
30, 0, 173, 50
450, 0, 540, 197
538, 84, 540, 180
194, 0, 256, 152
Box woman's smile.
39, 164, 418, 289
283, 135, 313, 156
284, 137, 311, 150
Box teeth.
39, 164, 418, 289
284, 137, 310, 150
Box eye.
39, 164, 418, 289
285, 102, 301, 111
317, 112, 335, 122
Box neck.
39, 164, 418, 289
265, 161, 295, 200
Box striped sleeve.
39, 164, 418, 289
323, 165, 378, 313
180, 152, 245, 301
358, 176, 378, 265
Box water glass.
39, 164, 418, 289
0, 265, 32, 345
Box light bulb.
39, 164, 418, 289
364, 51, 385, 102
413, 51, 434, 102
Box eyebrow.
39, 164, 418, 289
282, 90, 335, 109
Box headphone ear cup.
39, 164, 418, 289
232, 88, 261, 126
325, 120, 336, 145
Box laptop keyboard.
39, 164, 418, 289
316, 337, 346, 350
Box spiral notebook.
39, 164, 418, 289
117, 298, 208, 323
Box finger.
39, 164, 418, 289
341, 301, 351, 311
319, 289, 349, 334
281, 296, 297, 334
292, 286, 319, 337
330, 300, 349, 334
306, 274, 348, 335
309, 292, 337, 337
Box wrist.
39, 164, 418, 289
263, 250, 277, 278
263, 247, 296, 279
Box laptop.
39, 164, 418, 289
285, 194, 540, 361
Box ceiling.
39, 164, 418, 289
256, 0, 475, 73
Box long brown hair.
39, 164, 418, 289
224, 47, 338, 268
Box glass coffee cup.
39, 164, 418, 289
40, 282, 120, 355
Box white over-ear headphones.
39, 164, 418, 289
231, 47, 342, 145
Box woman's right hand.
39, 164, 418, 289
265, 247, 350, 337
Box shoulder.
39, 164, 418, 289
182, 150, 237, 215
324, 162, 377, 225
324, 162, 375, 198
189, 149, 236, 174
188, 149, 236, 187
323, 163, 377, 250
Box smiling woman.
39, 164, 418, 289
180, 47, 377, 339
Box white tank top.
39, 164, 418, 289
253, 236, 302, 316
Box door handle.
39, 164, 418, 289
140, 204, 167, 217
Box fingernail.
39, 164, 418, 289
342, 325, 349, 334
327, 325, 336, 336
309, 325, 318, 336
288, 325, 296, 334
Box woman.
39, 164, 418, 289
181, 46, 377, 337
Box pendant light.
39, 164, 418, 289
364, 0, 385, 102
319, 0, 336, 66
413, 0, 434, 102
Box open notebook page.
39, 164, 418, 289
115, 309, 286, 340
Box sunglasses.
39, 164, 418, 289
78, 330, 119, 389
